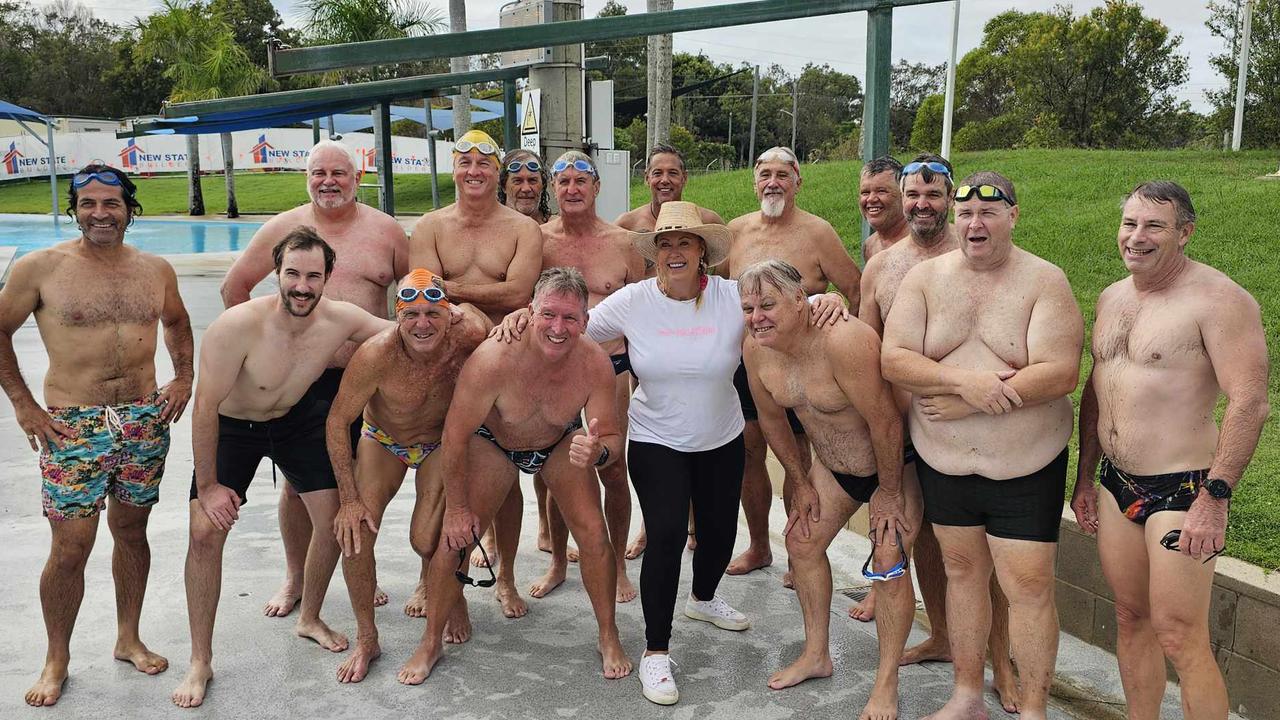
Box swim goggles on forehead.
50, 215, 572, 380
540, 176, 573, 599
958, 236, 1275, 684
954, 184, 1014, 205
397, 285, 447, 305
506, 160, 541, 173
861, 531, 910, 582
72, 171, 124, 188
552, 158, 598, 177
453, 139, 499, 156
902, 161, 952, 177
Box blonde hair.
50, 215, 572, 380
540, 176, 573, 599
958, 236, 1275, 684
654, 233, 708, 308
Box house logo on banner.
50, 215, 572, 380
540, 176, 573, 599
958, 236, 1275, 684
357, 147, 377, 172
118, 139, 144, 170
3, 142, 23, 174
250, 135, 275, 164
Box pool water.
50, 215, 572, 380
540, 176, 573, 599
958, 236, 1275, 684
0, 214, 263, 256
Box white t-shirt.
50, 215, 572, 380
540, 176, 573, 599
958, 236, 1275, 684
587, 276, 745, 452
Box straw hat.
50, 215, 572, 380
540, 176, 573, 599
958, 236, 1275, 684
630, 201, 733, 268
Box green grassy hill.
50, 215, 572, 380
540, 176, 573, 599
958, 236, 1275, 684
2, 149, 1278, 567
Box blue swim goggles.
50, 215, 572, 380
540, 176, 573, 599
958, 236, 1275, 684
397, 285, 446, 304
861, 531, 909, 582
552, 158, 597, 177
72, 171, 124, 188
507, 160, 541, 173
902, 161, 951, 177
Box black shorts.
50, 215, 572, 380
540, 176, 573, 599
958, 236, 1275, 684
610, 351, 632, 376
306, 367, 361, 456
189, 393, 338, 505
903, 442, 918, 466
917, 447, 1068, 543
833, 471, 878, 504
733, 361, 805, 435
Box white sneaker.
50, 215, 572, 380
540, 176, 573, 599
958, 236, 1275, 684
684, 595, 750, 631
639, 653, 679, 705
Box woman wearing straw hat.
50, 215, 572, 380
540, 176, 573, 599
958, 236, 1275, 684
582, 201, 847, 704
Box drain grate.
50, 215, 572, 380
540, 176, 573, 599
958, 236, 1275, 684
836, 586, 871, 603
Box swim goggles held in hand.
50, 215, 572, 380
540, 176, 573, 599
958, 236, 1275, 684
551, 158, 597, 177
902, 161, 951, 177
1159, 529, 1224, 565
507, 160, 542, 173
954, 184, 1014, 205
861, 531, 909, 582
456, 530, 497, 588
453, 139, 499, 156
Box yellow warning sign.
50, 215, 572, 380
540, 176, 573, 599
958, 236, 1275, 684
521, 100, 537, 133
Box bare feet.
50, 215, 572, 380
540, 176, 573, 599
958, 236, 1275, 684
470, 541, 498, 569
114, 640, 169, 675
849, 586, 876, 622
616, 573, 638, 603
373, 585, 389, 607
922, 693, 989, 720
566, 545, 580, 563
397, 644, 442, 685
992, 661, 1022, 714
529, 564, 567, 598
263, 582, 301, 617
899, 637, 953, 666
782, 571, 795, 589
495, 581, 528, 618
171, 662, 213, 708
686, 531, 697, 551
767, 653, 833, 690
599, 637, 633, 679
537, 527, 552, 553
25, 661, 67, 707
296, 618, 350, 652
625, 533, 647, 559
443, 600, 472, 644
336, 640, 381, 684
404, 581, 430, 618
859, 678, 901, 720
725, 547, 772, 575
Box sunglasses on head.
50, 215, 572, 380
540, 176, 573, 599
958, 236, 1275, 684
552, 158, 597, 177
1159, 529, 1224, 565
954, 184, 1014, 205
72, 171, 124, 189
454, 139, 499, 156
902, 161, 952, 178
507, 160, 541, 173
861, 531, 910, 582
456, 531, 497, 588
397, 285, 446, 305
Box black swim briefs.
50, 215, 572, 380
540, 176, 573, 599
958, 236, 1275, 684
189, 392, 338, 505
305, 367, 361, 456
610, 351, 632, 376
1098, 456, 1208, 524
917, 447, 1068, 543
475, 417, 585, 474
733, 361, 805, 435
833, 471, 878, 504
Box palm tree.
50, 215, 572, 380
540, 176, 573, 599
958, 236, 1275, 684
136, 0, 267, 216
301, 0, 445, 81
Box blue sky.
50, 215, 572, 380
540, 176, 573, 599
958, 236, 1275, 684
76, 0, 1233, 111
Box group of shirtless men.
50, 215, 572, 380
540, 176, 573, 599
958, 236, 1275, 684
4, 126, 1267, 720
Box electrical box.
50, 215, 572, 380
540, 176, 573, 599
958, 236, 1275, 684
498, 1, 554, 67
593, 149, 630, 223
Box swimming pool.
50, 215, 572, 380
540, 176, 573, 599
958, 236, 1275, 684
0, 214, 263, 256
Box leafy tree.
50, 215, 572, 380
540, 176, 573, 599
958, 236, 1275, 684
909, 93, 945, 151
796, 63, 863, 159
890, 60, 944, 149
209, 0, 297, 69
587, 0, 647, 126
1206, 0, 1280, 147
300, 0, 446, 81
101, 33, 175, 117
0, 1, 120, 117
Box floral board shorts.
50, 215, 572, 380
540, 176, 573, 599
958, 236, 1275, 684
40, 391, 170, 520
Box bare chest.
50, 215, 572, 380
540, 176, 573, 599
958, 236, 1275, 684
760, 355, 848, 414
543, 234, 629, 302
43, 266, 163, 328
873, 255, 921, 322
437, 224, 517, 282
732, 233, 826, 292
924, 279, 1035, 365
1093, 295, 1207, 370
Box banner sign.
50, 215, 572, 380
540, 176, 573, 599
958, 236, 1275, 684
0, 129, 455, 180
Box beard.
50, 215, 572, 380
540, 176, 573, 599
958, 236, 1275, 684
309, 188, 352, 209
760, 194, 786, 218
908, 207, 948, 242
281, 289, 320, 317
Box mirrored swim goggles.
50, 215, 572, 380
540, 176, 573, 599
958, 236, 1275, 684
72, 171, 124, 188
552, 158, 598, 177
902, 161, 951, 177
954, 183, 1014, 206
506, 160, 542, 173
453, 139, 499, 156
861, 531, 910, 582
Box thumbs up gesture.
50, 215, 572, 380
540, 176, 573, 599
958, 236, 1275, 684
570, 417, 603, 468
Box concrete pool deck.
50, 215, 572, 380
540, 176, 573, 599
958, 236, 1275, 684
0, 255, 1227, 719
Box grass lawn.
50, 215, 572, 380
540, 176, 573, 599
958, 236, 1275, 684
2, 149, 1278, 568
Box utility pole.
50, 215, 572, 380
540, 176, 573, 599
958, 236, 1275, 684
449, 0, 471, 137
651, 0, 673, 147
748, 64, 759, 164
1231, 0, 1253, 151
941, 0, 960, 159
790, 78, 798, 151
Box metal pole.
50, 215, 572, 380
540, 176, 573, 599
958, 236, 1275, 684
373, 103, 395, 215
424, 96, 440, 209
941, 0, 960, 159
748, 64, 759, 164
312, 118, 321, 145
861, 7, 892, 246
502, 79, 519, 151
327, 115, 336, 140
790, 78, 798, 151
1231, 0, 1253, 151
46, 120, 58, 220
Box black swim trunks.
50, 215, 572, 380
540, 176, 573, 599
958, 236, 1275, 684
305, 367, 361, 456
903, 442, 918, 466
189, 392, 338, 505
610, 351, 632, 376
732, 361, 805, 435
475, 417, 585, 474
833, 471, 878, 504
1098, 456, 1208, 524
917, 447, 1068, 543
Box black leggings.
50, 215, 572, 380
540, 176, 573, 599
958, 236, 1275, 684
629, 434, 745, 652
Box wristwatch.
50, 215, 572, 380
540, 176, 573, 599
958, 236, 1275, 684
594, 445, 611, 468
1203, 478, 1233, 500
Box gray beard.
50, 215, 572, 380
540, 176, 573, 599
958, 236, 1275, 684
760, 195, 786, 218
